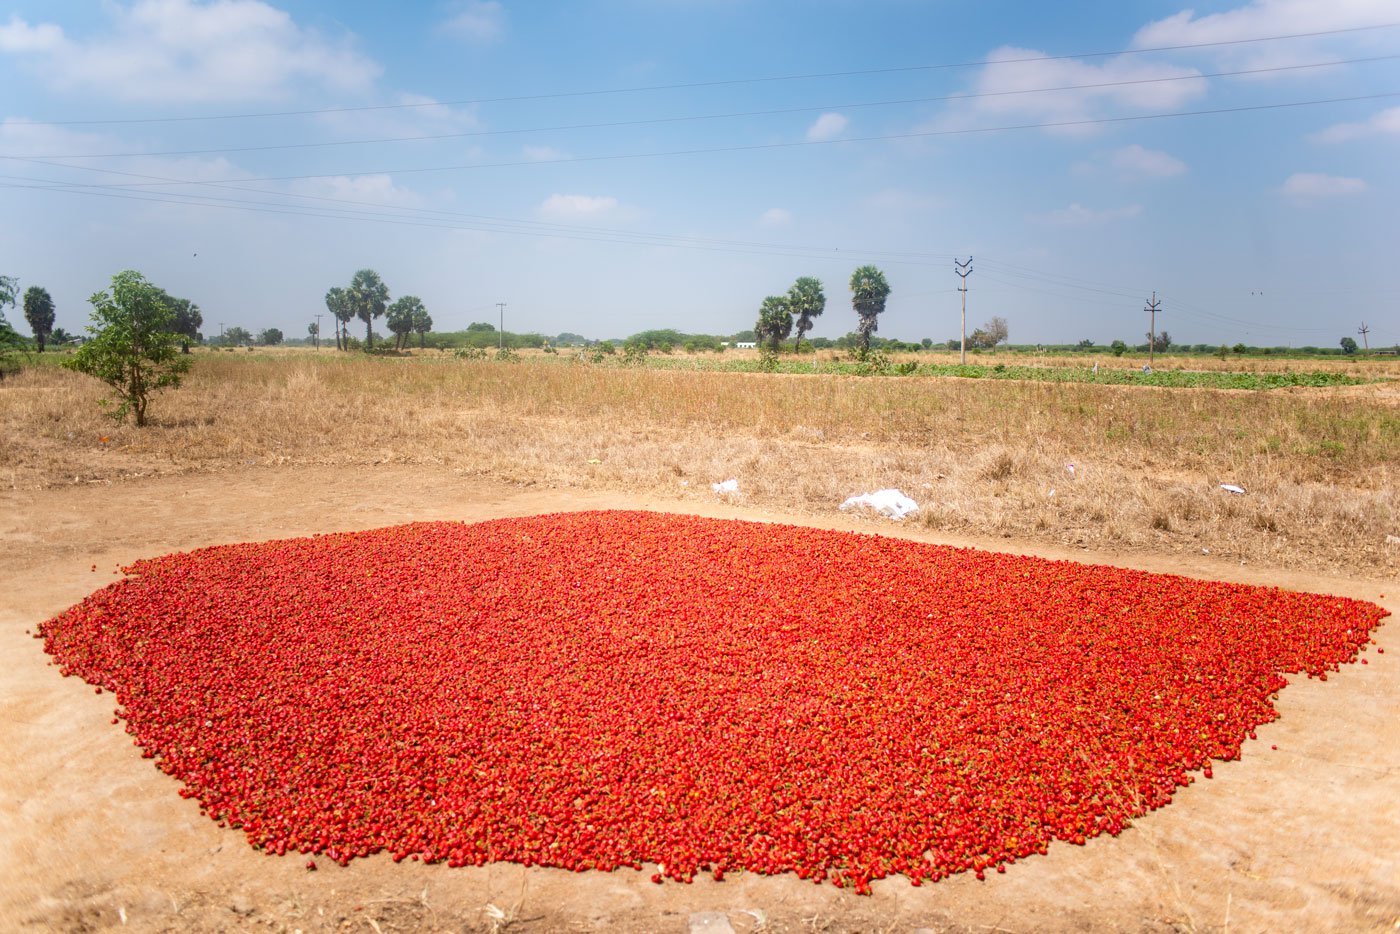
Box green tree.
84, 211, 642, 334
467, 321, 496, 332
151, 288, 202, 352
787, 276, 825, 353
411, 302, 433, 348
307, 321, 320, 347
1110, 340, 1127, 356
349, 269, 389, 349
258, 327, 284, 346
386, 296, 416, 349
1145, 330, 1172, 353
223, 326, 252, 346
755, 295, 792, 352
0, 275, 23, 374
849, 265, 891, 355
1340, 336, 1358, 354
50, 327, 77, 345
64, 270, 191, 427
23, 285, 56, 352
324, 286, 352, 351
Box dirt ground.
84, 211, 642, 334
1, 466, 1395, 933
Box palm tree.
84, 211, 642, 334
849, 265, 891, 356
755, 295, 792, 352
324, 286, 352, 351
787, 276, 824, 353
349, 269, 389, 350
412, 304, 433, 348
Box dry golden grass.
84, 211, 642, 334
3, 351, 1397, 577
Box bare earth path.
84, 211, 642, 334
1, 467, 1395, 933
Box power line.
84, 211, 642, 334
11, 21, 1398, 128
14, 54, 1395, 161
10, 90, 1399, 189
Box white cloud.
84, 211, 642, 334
1033, 203, 1144, 226
860, 188, 941, 214
1281, 172, 1367, 196
758, 208, 791, 227
293, 174, 423, 208
1312, 107, 1400, 143
522, 145, 569, 162
0, 1, 380, 102
0, 16, 64, 52
440, 1, 505, 43
952, 47, 1205, 132
538, 194, 620, 218
1109, 144, 1188, 178
806, 112, 849, 142
1133, 1, 1396, 70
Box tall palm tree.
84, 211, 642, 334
787, 276, 824, 353
349, 269, 390, 350
849, 265, 891, 356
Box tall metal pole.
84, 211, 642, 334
497, 302, 506, 350
314, 313, 324, 351
955, 257, 973, 365
1145, 292, 1161, 368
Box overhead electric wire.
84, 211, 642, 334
13, 54, 1396, 161
10, 21, 1398, 127
9, 90, 1399, 189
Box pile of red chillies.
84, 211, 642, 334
39, 511, 1387, 892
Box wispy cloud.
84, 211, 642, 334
439, 1, 505, 43
0, 1, 380, 103
1109, 144, 1188, 178
1281, 172, 1366, 197
522, 144, 569, 162
1311, 107, 1400, 143
941, 46, 1205, 135
1032, 203, 1144, 226
758, 208, 791, 227
538, 194, 620, 218
806, 113, 848, 142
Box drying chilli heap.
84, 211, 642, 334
40, 512, 1386, 893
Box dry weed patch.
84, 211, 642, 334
2, 353, 1396, 576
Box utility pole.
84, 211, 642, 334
314, 313, 324, 351
1358, 321, 1370, 350
497, 302, 507, 350
219, 322, 225, 346
1145, 292, 1161, 367
955, 256, 973, 365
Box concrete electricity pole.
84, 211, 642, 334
955, 256, 973, 365
497, 302, 507, 350
314, 313, 324, 351
1145, 292, 1161, 367
1358, 321, 1370, 350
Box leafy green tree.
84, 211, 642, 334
0, 275, 23, 374
223, 326, 253, 346
755, 295, 792, 352
307, 321, 320, 347
849, 265, 891, 355
324, 286, 352, 351
149, 288, 202, 352
1145, 330, 1172, 353
386, 296, 416, 349
1340, 336, 1358, 354
411, 302, 433, 348
787, 276, 825, 353
50, 327, 77, 345
64, 270, 191, 427
258, 327, 284, 346
1110, 340, 1127, 356
349, 269, 389, 349
467, 321, 496, 332
23, 285, 55, 352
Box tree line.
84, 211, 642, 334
322, 269, 431, 351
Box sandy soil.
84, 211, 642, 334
1, 466, 1395, 933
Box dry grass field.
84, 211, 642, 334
3, 349, 1397, 577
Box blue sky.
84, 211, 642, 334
1, 0, 1397, 347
